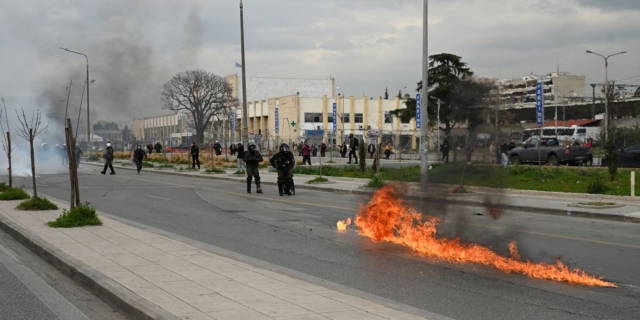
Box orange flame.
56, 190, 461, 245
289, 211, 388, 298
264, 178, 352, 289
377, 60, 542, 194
337, 218, 352, 232
350, 185, 616, 288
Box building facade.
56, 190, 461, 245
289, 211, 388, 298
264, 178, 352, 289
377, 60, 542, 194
133, 114, 190, 146
224, 74, 335, 103
499, 72, 586, 109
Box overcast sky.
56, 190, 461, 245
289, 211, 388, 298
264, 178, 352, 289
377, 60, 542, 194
1, 0, 639, 125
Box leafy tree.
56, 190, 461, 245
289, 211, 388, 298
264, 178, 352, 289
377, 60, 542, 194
161, 70, 238, 144
390, 53, 492, 137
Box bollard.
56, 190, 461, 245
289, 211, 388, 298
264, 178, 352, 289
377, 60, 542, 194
632, 171, 636, 197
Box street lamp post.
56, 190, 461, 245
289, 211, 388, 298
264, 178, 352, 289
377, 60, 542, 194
61, 48, 91, 154
337, 88, 345, 148
590, 83, 597, 120
586, 50, 627, 143
420, 0, 429, 192
239, 1, 249, 147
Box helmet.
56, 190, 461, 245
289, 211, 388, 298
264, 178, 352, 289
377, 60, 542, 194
248, 143, 256, 151
136, 145, 142, 150
279, 144, 290, 152
106, 143, 111, 147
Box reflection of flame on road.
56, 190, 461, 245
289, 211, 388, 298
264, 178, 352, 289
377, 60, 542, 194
336, 218, 351, 232
341, 185, 616, 288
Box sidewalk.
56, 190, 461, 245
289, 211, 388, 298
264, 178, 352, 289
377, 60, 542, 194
88, 161, 640, 224
0, 198, 439, 320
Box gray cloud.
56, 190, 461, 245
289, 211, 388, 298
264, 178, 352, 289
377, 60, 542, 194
576, 0, 640, 11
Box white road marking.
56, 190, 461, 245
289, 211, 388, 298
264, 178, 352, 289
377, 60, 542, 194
144, 194, 172, 201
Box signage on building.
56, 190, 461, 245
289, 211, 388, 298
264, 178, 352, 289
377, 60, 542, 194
332, 102, 337, 133
231, 110, 236, 133
275, 103, 279, 134
535, 82, 544, 125
416, 93, 421, 129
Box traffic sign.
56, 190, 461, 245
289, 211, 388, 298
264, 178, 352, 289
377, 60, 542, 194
275, 104, 280, 134
535, 82, 544, 125
416, 93, 422, 129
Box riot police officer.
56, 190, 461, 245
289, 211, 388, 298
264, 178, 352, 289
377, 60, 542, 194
270, 143, 295, 196
244, 143, 263, 194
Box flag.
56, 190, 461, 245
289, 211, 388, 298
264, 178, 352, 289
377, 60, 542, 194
235, 62, 242, 68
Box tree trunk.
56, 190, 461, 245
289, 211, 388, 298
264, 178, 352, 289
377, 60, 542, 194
65, 126, 75, 207
7, 132, 12, 188
29, 129, 37, 198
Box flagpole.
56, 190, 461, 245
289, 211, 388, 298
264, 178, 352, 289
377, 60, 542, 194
240, 0, 249, 147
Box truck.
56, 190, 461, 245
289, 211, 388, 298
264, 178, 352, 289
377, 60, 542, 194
508, 136, 592, 166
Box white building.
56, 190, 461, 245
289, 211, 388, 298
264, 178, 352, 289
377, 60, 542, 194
499, 72, 586, 108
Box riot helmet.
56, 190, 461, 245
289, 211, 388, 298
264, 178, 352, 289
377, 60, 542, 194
279, 143, 290, 152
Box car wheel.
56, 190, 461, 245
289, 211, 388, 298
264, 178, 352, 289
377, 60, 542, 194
548, 155, 559, 166
510, 156, 521, 165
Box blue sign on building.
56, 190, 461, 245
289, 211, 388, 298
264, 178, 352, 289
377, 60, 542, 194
416, 93, 421, 129
535, 82, 544, 125
231, 110, 236, 132
332, 102, 337, 133
275, 105, 279, 134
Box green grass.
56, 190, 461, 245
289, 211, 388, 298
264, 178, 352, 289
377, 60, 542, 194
0, 187, 31, 201
87, 155, 100, 162
0, 182, 9, 192
47, 203, 102, 228
204, 168, 226, 174
16, 197, 59, 211
578, 202, 616, 206
233, 170, 246, 175
141, 162, 154, 168
365, 176, 386, 189
306, 177, 329, 184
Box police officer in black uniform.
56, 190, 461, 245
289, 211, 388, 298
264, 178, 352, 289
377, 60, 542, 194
270, 143, 295, 196
244, 143, 263, 194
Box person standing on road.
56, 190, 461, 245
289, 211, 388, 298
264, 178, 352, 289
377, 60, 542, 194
133, 145, 145, 174
270, 143, 295, 196
101, 142, 116, 175
368, 141, 376, 159
301, 141, 312, 165
244, 143, 263, 194
500, 139, 509, 169
339, 142, 347, 158
347, 133, 359, 164
213, 141, 222, 156
320, 141, 327, 157
236, 143, 245, 172
230, 143, 237, 156
190, 142, 200, 169
384, 143, 392, 160
75, 146, 83, 168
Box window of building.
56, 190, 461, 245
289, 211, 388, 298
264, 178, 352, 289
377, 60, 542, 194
354, 113, 363, 123
304, 113, 322, 123
342, 113, 350, 123
384, 112, 393, 123
327, 115, 334, 123
400, 117, 411, 124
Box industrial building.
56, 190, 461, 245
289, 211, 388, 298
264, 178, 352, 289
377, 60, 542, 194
499, 72, 586, 108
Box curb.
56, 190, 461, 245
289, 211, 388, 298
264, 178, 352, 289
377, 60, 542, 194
0, 207, 177, 320
567, 203, 627, 210
84, 163, 640, 224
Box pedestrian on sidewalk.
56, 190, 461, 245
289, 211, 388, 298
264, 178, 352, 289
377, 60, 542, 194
230, 143, 237, 156
298, 142, 304, 156
154, 142, 162, 154
500, 139, 509, 169
101, 142, 116, 175
368, 141, 376, 159
347, 133, 359, 164
441, 139, 450, 163
270, 143, 295, 196
302, 141, 312, 165
244, 143, 263, 194
320, 141, 327, 157
384, 143, 392, 160
312, 144, 318, 157
236, 143, 245, 172
133, 145, 145, 174
190, 142, 200, 169
339, 142, 347, 158
213, 141, 222, 156
489, 141, 496, 164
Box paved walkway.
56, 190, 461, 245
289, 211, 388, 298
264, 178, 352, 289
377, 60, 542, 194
0, 199, 432, 320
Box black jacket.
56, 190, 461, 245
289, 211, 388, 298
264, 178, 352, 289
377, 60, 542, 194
270, 151, 295, 170
134, 149, 145, 161
368, 144, 376, 153
191, 145, 199, 157
244, 150, 263, 167
236, 145, 245, 159
508, 142, 516, 151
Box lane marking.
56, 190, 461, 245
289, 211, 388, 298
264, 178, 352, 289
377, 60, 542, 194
110, 174, 640, 250
144, 194, 172, 201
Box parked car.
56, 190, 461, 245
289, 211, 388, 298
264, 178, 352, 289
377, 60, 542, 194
509, 136, 592, 166
602, 143, 640, 168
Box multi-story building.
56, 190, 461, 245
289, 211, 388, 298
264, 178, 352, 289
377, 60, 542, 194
93, 129, 122, 142
224, 74, 335, 104
133, 114, 191, 146
499, 72, 586, 108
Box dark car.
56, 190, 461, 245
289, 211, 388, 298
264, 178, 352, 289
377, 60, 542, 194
602, 143, 640, 168
509, 136, 592, 166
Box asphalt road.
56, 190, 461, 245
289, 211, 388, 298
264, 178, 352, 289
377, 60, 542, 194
11, 166, 640, 320
0, 224, 127, 320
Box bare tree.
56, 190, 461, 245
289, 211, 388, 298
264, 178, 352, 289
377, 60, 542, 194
161, 70, 239, 144
0, 97, 18, 188
15, 109, 48, 197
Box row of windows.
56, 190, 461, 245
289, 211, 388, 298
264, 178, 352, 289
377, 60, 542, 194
304, 112, 410, 124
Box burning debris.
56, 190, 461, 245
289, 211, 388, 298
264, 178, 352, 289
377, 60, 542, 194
337, 184, 616, 288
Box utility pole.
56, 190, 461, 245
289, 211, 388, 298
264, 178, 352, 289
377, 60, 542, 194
239, 1, 249, 147
420, 0, 429, 192
590, 83, 597, 120
587, 50, 626, 143
60, 48, 91, 154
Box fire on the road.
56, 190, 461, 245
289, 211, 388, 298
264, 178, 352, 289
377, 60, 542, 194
336, 185, 616, 288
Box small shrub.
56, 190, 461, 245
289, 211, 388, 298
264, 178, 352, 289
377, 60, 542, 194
204, 168, 226, 174
233, 170, 245, 175
48, 203, 102, 228
141, 161, 154, 168
0, 182, 9, 192
587, 179, 609, 194
605, 140, 618, 182
365, 176, 386, 189
306, 177, 329, 184
87, 155, 100, 162
0, 187, 30, 201
17, 197, 59, 211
